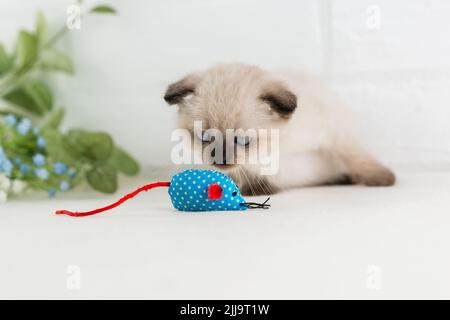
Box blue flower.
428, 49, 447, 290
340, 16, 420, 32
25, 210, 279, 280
32, 153, 46, 166
0, 146, 13, 177
5, 114, 17, 126
37, 137, 46, 149
48, 188, 56, 198
16, 118, 32, 136
53, 162, 67, 175
14, 157, 22, 165
60, 181, 70, 192
68, 168, 76, 179
34, 168, 49, 180
0, 160, 13, 177
20, 164, 30, 174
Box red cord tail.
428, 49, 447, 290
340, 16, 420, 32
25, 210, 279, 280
55, 182, 171, 217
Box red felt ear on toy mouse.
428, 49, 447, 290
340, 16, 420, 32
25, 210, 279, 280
207, 183, 223, 200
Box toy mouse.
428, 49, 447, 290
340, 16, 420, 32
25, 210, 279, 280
56, 169, 270, 217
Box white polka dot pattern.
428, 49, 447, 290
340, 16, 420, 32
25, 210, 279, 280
168, 170, 247, 212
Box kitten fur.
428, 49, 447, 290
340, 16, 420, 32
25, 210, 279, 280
164, 63, 395, 196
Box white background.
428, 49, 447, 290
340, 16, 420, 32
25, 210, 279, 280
1, 0, 450, 169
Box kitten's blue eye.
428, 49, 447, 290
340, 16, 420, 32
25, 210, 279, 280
236, 135, 251, 146
196, 131, 212, 142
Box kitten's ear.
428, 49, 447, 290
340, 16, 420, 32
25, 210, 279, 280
260, 82, 298, 118
164, 74, 199, 105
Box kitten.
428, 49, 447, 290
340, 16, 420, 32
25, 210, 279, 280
164, 63, 395, 196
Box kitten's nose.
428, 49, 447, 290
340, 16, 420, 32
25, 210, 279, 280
211, 146, 231, 164
222, 155, 230, 165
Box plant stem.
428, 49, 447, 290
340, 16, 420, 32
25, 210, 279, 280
45, 25, 70, 49
0, 10, 90, 98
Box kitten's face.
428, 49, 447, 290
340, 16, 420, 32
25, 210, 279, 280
164, 64, 297, 175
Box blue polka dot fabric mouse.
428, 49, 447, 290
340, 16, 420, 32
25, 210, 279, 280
169, 170, 247, 211
56, 169, 270, 217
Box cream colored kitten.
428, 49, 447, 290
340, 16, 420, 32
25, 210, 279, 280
164, 63, 395, 196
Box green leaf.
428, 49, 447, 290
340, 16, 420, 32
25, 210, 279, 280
35, 11, 48, 47
42, 108, 65, 130
3, 80, 53, 116
40, 48, 75, 74
24, 80, 53, 111
0, 44, 13, 74
86, 164, 118, 193
110, 147, 140, 176
41, 129, 75, 164
14, 31, 39, 73
90, 5, 117, 15
67, 130, 114, 161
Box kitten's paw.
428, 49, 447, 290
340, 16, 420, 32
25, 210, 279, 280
353, 167, 396, 187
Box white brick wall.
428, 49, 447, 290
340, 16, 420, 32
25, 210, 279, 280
1, 0, 449, 168
325, 0, 450, 167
